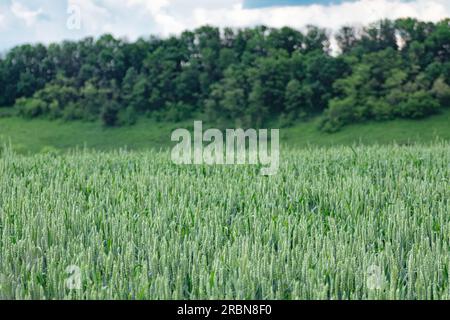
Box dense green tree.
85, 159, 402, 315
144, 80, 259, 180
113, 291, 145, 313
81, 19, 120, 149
336, 26, 358, 54
284, 79, 313, 122
432, 77, 450, 106
360, 19, 398, 52
205, 65, 249, 125
100, 100, 120, 126
0, 19, 447, 130
303, 25, 330, 53
268, 27, 303, 54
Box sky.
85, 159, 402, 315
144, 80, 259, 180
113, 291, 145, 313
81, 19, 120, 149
244, 0, 348, 8
0, 0, 449, 51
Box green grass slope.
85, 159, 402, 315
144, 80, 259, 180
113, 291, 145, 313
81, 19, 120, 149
282, 108, 450, 148
0, 108, 449, 153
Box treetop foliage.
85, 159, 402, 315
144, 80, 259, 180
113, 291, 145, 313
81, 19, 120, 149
0, 18, 449, 130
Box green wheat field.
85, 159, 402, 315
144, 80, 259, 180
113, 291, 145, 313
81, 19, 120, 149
0, 142, 449, 300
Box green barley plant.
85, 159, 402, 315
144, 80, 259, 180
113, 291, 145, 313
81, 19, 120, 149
0, 142, 449, 300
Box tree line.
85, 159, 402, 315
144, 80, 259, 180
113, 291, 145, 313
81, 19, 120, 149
0, 18, 449, 131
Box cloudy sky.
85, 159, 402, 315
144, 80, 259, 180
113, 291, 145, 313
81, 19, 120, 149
0, 0, 449, 51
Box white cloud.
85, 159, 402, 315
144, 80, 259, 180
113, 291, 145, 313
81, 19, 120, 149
125, 0, 241, 36
125, 0, 171, 15
129, 0, 450, 37
0, 0, 449, 50
68, 0, 112, 33
10, 0, 43, 26
0, 13, 5, 29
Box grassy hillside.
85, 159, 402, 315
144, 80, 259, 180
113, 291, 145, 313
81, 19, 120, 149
0, 108, 449, 153
283, 108, 450, 148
